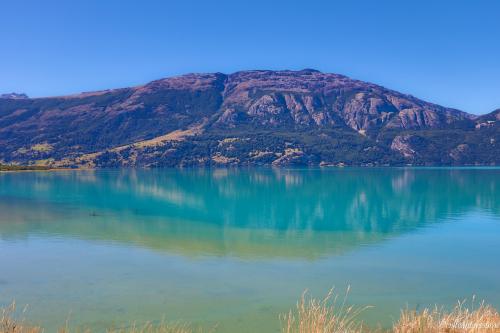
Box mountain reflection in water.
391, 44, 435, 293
1, 168, 498, 259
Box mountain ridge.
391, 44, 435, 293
0, 69, 498, 167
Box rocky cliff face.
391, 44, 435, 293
0, 70, 497, 167
213, 70, 472, 132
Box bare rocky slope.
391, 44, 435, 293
0, 69, 498, 167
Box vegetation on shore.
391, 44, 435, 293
393, 300, 500, 333
2, 290, 499, 333
281, 287, 369, 333
1, 302, 197, 333
281, 289, 500, 333
0, 164, 52, 171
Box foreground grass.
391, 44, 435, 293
393, 299, 500, 333
281, 287, 370, 333
1, 303, 199, 333
2, 292, 499, 333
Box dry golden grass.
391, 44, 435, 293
1, 303, 199, 333
30, 143, 53, 152
1, 302, 42, 333
280, 286, 371, 333
393, 297, 500, 333
2, 293, 500, 333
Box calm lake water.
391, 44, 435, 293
1, 168, 499, 332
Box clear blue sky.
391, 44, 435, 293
1, 0, 499, 114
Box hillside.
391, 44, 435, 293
0, 69, 498, 167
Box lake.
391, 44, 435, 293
1, 168, 499, 332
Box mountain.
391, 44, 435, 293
0, 69, 498, 167
0, 92, 28, 99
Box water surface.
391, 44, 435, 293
1, 168, 499, 332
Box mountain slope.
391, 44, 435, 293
0, 70, 498, 167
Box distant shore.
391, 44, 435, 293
0, 164, 69, 172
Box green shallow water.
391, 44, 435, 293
0, 168, 499, 332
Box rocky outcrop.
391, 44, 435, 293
271, 148, 308, 166
391, 135, 417, 159
213, 70, 470, 132
449, 144, 471, 162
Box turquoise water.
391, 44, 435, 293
0, 168, 499, 332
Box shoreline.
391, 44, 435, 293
2, 294, 499, 333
